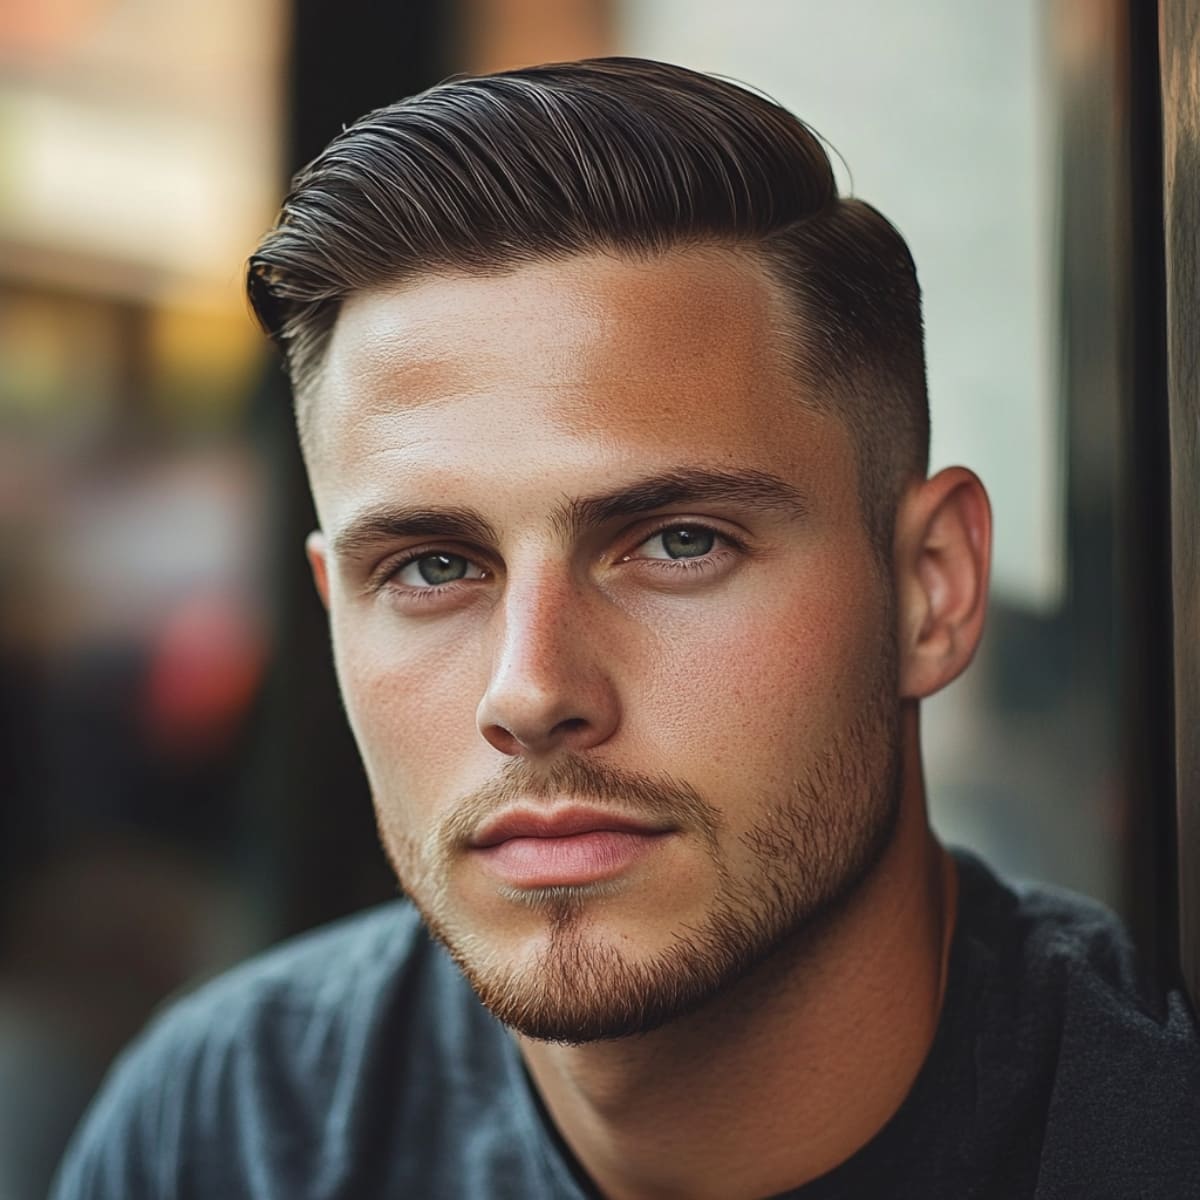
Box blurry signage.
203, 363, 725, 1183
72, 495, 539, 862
0, 0, 284, 304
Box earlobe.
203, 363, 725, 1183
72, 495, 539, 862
306, 530, 332, 611
895, 467, 992, 701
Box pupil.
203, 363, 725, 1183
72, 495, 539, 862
662, 527, 714, 559
418, 554, 467, 585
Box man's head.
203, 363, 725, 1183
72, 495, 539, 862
247, 58, 989, 1044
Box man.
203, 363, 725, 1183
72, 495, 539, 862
53, 57, 1199, 1199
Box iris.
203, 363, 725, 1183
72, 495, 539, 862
660, 527, 715, 559
416, 553, 470, 585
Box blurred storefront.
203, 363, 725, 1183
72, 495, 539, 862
0, 2, 285, 1193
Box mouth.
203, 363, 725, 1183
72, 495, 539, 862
468, 806, 674, 889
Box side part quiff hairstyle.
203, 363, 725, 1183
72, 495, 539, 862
248, 56, 929, 551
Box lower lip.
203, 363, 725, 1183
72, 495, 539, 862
473, 830, 667, 888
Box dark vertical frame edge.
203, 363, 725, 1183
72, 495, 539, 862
1158, 0, 1200, 1011
1121, 0, 1179, 993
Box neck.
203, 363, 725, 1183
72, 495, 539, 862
518, 738, 957, 1200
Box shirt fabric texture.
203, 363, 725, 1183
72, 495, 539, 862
50, 850, 1200, 1198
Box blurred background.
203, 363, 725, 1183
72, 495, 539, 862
1, 1, 1195, 1195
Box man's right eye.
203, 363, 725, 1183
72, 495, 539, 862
395, 552, 487, 588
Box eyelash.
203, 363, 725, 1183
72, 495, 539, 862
369, 547, 489, 600
622, 522, 744, 571
372, 521, 743, 599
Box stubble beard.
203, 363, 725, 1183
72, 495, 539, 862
377, 668, 902, 1045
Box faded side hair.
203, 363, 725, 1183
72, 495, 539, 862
247, 56, 929, 552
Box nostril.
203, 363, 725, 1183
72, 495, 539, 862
481, 723, 523, 756
554, 717, 588, 736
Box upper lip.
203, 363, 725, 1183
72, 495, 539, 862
469, 806, 671, 849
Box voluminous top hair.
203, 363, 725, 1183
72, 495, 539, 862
247, 56, 929, 550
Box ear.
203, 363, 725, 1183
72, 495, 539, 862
306, 530, 331, 611
893, 467, 991, 700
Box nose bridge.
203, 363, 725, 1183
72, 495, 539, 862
477, 555, 618, 755
492, 560, 584, 703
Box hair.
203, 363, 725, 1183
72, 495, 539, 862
247, 56, 929, 554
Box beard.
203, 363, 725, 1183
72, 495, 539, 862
376, 665, 902, 1045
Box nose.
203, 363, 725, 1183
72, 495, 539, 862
476, 569, 620, 758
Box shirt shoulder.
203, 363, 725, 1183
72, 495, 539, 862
953, 852, 1200, 1198
50, 901, 532, 1200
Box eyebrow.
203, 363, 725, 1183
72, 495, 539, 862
553, 467, 809, 539
330, 467, 808, 560
331, 506, 500, 560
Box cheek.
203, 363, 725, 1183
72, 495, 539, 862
331, 606, 485, 799
633, 556, 886, 785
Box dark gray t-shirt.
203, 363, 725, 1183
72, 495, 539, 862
51, 851, 1200, 1198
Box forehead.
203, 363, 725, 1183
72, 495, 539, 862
306, 248, 849, 525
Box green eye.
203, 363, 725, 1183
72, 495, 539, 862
656, 527, 716, 559
398, 553, 477, 587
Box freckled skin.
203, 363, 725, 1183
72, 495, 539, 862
303, 246, 991, 1198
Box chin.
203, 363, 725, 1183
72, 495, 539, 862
425, 886, 803, 1043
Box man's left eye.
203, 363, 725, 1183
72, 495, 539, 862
637, 526, 718, 560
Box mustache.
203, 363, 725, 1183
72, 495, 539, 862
435, 755, 722, 856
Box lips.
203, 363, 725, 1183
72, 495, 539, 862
470, 806, 668, 848
468, 806, 673, 888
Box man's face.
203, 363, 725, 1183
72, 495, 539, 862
305, 247, 902, 1042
